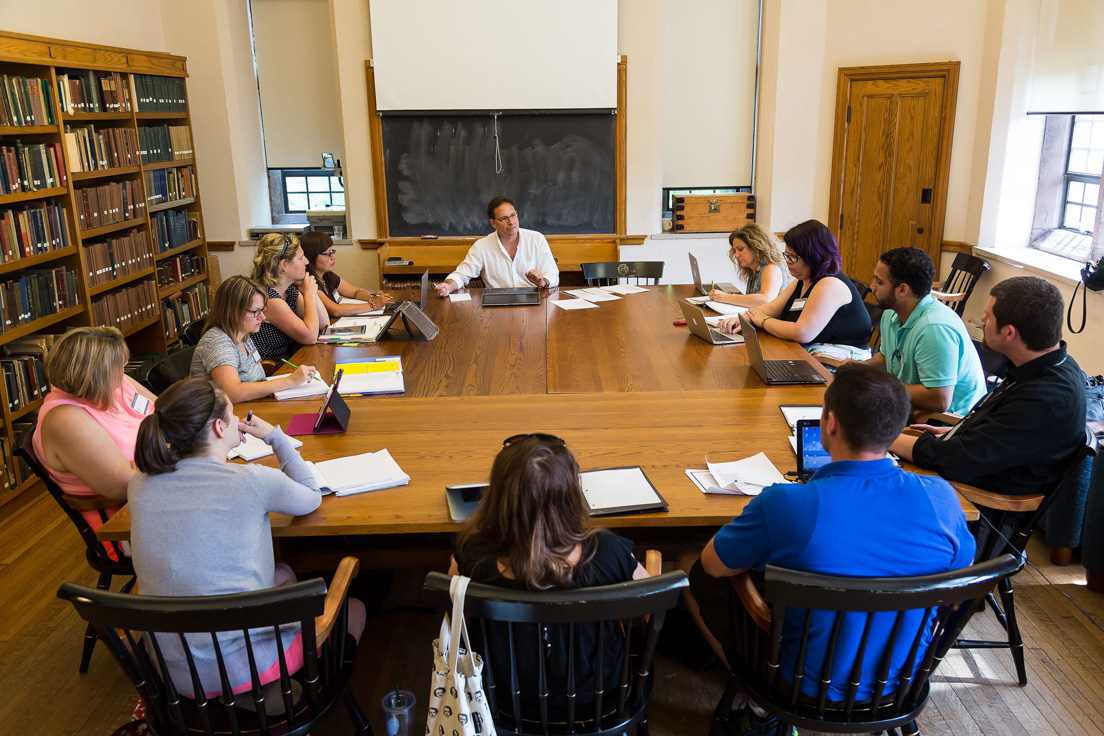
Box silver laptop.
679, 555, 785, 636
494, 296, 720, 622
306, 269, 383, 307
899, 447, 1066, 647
739, 313, 826, 385
689, 253, 739, 296
482, 287, 541, 306
679, 300, 743, 345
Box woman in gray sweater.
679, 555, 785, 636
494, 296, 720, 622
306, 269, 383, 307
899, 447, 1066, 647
127, 378, 365, 697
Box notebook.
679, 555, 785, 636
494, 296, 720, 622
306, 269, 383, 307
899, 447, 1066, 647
318, 315, 394, 343
269, 374, 331, 400
335, 356, 405, 395
228, 433, 303, 461
579, 466, 668, 516
482, 287, 541, 306
305, 448, 410, 496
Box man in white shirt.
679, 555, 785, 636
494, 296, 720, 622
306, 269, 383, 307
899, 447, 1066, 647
434, 196, 559, 296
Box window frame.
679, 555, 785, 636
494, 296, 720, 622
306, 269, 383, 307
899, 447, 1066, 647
280, 168, 345, 214
1059, 115, 1103, 235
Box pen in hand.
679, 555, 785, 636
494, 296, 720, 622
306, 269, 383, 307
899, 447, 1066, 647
245, 410, 253, 425
281, 358, 323, 382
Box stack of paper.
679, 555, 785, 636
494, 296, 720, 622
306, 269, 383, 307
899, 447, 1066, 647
686, 453, 787, 496
228, 433, 303, 461
552, 298, 599, 311
307, 448, 410, 496
705, 301, 749, 316
268, 375, 331, 400
564, 288, 621, 302
686, 295, 711, 305
336, 356, 404, 395
599, 284, 649, 295
318, 315, 392, 343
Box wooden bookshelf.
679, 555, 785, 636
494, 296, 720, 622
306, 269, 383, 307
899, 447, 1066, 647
0, 31, 210, 508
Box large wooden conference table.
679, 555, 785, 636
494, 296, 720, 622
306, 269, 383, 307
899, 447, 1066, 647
98, 285, 976, 559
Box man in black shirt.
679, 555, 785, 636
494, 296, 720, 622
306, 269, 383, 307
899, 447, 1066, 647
891, 276, 1085, 496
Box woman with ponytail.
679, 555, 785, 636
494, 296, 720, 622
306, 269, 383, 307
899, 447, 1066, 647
127, 378, 365, 696
449, 434, 647, 708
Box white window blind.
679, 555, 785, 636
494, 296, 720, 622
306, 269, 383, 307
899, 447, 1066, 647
1028, 0, 1104, 114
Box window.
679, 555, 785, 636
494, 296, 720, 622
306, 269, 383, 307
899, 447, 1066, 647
1031, 115, 1102, 262
1062, 114, 1104, 233
281, 169, 345, 213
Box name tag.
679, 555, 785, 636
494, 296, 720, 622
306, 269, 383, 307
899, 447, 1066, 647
251, 348, 262, 363
130, 393, 151, 415
791, 298, 808, 311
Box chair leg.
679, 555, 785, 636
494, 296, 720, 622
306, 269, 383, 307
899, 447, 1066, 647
997, 578, 1028, 686
902, 719, 920, 735
713, 673, 740, 722
342, 689, 373, 735
78, 621, 98, 674
1050, 546, 1074, 566
637, 710, 650, 736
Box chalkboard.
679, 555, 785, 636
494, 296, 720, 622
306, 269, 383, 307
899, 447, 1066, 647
381, 113, 616, 237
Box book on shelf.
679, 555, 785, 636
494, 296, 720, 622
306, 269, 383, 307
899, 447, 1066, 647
0, 434, 13, 492
84, 229, 153, 287
91, 279, 158, 333
0, 141, 67, 194
63, 124, 139, 172
56, 70, 131, 114
0, 75, 55, 127
0, 351, 48, 412
143, 165, 197, 206
125, 351, 160, 382
75, 179, 145, 231
0, 200, 71, 262
152, 207, 199, 252
162, 281, 209, 341
133, 74, 187, 113
137, 124, 193, 164
0, 265, 80, 334
11, 417, 35, 483
156, 253, 205, 287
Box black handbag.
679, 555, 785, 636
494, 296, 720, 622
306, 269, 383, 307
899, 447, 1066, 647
1066, 258, 1104, 334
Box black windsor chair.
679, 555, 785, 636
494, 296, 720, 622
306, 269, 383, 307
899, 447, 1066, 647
932, 253, 990, 316
181, 319, 207, 347
581, 261, 664, 287
713, 554, 1025, 736
424, 567, 687, 736
143, 346, 196, 394
58, 556, 371, 736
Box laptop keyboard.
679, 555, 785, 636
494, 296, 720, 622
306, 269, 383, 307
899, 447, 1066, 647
764, 361, 808, 382
708, 329, 738, 342
485, 287, 539, 295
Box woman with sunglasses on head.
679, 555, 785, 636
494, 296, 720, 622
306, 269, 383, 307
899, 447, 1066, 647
248, 233, 329, 362
128, 378, 365, 697
708, 223, 792, 307
718, 219, 871, 348
448, 434, 648, 708
190, 275, 319, 402
298, 231, 394, 319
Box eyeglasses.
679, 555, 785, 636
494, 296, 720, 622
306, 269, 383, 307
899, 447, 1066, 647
247, 307, 265, 319
279, 234, 294, 260
503, 433, 565, 448
783, 251, 800, 264
493, 211, 520, 223
321, 249, 337, 258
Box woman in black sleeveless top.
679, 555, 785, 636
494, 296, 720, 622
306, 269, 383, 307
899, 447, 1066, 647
719, 219, 871, 348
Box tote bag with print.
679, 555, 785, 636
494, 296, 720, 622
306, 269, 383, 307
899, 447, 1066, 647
426, 575, 496, 736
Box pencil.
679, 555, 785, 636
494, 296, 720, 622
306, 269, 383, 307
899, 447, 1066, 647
281, 359, 323, 382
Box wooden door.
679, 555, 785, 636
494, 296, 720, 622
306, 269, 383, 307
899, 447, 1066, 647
828, 63, 959, 283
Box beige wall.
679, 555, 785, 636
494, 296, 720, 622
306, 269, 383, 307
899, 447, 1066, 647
0, 0, 165, 51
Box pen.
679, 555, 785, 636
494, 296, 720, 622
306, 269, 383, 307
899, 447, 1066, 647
711, 281, 715, 292
282, 359, 323, 382
245, 410, 253, 425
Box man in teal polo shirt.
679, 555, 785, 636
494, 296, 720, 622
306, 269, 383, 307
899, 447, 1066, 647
863, 247, 986, 416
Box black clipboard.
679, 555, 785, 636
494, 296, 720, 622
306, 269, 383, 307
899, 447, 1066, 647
287, 369, 350, 435
579, 466, 668, 517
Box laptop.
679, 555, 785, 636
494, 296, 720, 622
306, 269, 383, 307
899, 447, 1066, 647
795, 418, 831, 481
481, 286, 541, 306
679, 300, 743, 345
739, 313, 827, 385
689, 253, 739, 296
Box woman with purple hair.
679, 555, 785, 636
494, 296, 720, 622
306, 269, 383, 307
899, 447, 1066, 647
719, 219, 871, 348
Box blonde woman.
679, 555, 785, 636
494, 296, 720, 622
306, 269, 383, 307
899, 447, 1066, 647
32, 327, 157, 554
190, 275, 319, 402
248, 233, 329, 361
708, 223, 791, 307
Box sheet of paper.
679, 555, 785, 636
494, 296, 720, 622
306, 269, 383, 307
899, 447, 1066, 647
686, 295, 711, 305
268, 375, 331, 400
705, 301, 749, 316
228, 433, 303, 461
780, 405, 823, 432
314, 448, 410, 496
574, 288, 621, 302
788, 436, 798, 454
706, 453, 787, 496
601, 284, 649, 295
685, 468, 746, 495
449, 293, 472, 302
580, 467, 661, 510
552, 299, 599, 311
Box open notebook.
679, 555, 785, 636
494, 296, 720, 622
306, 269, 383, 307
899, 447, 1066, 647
304, 448, 409, 496
268, 375, 331, 400
227, 433, 303, 461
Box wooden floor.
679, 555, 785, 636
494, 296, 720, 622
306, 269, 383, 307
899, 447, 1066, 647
3, 491, 1104, 735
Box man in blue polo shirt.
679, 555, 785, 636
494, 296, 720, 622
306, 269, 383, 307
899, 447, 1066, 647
863, 247, 986, 416
687, 365, 975, 733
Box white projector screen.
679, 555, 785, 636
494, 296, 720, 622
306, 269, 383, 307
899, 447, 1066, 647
369, 0, 618, 111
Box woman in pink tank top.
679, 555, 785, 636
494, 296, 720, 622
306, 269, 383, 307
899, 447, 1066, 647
32, 327, 157, 555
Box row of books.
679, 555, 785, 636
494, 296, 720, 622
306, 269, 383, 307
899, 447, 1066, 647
134, 74, 187, 113
0, 200, 71, 263
125, 351, 161, 383
163, 282, 210, 341
9, 418, 35, 484
56, 70, 131, 114
0, 142, 67, 194
64, 124, 139, 172
84, 230, 154, 287
75, 179, 145, 232
138, 124, 193, 164
1, 352, 47, 413
0, 266, 80, 334
0, 75, 54, 128
91, 279, 158, 334
152, 208, 200, 253
157, 253, 206, 288
144, 165, 197, 206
